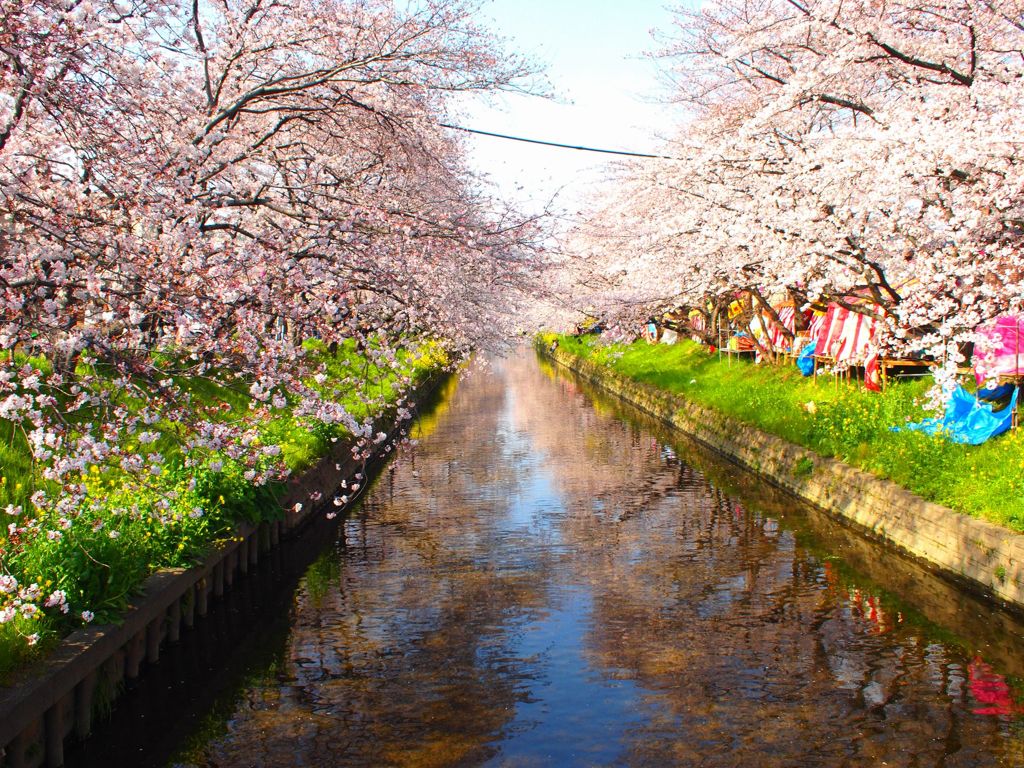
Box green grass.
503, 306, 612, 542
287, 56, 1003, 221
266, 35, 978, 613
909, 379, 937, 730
544, 333, 1024, 533
0, 338, 446, 679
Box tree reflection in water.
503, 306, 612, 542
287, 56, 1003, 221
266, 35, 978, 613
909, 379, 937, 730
176, 350, 1024, 768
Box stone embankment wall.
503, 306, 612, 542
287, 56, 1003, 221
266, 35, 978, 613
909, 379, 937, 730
544, 345, 1024, 612
0, 375, 443, 768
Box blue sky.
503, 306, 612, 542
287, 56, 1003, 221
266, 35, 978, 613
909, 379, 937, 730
454, 0, 689, 215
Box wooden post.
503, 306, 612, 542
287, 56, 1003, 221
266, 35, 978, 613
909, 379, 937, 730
7, 728, 31, 768
75, 670, 98, 739
196, 578, 209, 617
224, 550, 236, 588
44, 703, 64, 768
213, 562, 224, 598
249, 533, 259, 568
167, 598, 181, 643
145, 617, 161, 664
125, 630, 145, 679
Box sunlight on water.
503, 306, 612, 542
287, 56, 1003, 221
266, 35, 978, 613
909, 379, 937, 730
86, 350, 1024, 767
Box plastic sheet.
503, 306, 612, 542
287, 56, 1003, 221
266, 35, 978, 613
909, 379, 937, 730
899, 385, 1018, 445
796, 342, 817, 376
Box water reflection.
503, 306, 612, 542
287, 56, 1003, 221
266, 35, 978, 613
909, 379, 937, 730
170, 350, 1024, 767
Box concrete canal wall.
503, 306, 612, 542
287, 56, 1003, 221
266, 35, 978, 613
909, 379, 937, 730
0, 375, 445, 768
543, 345, 1024, 613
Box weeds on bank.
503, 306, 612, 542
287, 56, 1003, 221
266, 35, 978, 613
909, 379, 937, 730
544, 334, 1024, 533
0, 339, 445, 679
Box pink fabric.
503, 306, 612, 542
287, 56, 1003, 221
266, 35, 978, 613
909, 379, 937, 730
815, 305, 847, 358
761, 305, 796, 352
813, 304, 878, 364
835, 311, 862, 361
808, 311, 827, 346
837, 311, 876, 363
864, 349, 881, 391
974, 315, 1024, 384
776, 306, 796, 349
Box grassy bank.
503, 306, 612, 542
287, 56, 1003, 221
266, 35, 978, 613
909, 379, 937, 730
0, 339, 447, 678
543, 333, 1024, 533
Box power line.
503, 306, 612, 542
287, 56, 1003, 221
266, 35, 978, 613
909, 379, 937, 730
439, 123, 675, 159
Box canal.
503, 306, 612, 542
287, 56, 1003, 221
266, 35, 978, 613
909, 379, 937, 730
68, 350, 1024, 767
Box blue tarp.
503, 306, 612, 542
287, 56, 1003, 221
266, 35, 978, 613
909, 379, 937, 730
899, 384, 1019, 445
796, 342, 817, 376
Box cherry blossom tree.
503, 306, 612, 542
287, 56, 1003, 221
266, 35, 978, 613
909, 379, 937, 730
1, 0, 546, 638
562, 0, 1023, 388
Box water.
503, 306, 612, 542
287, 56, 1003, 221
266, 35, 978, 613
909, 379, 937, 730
70, 351, 1024, 766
